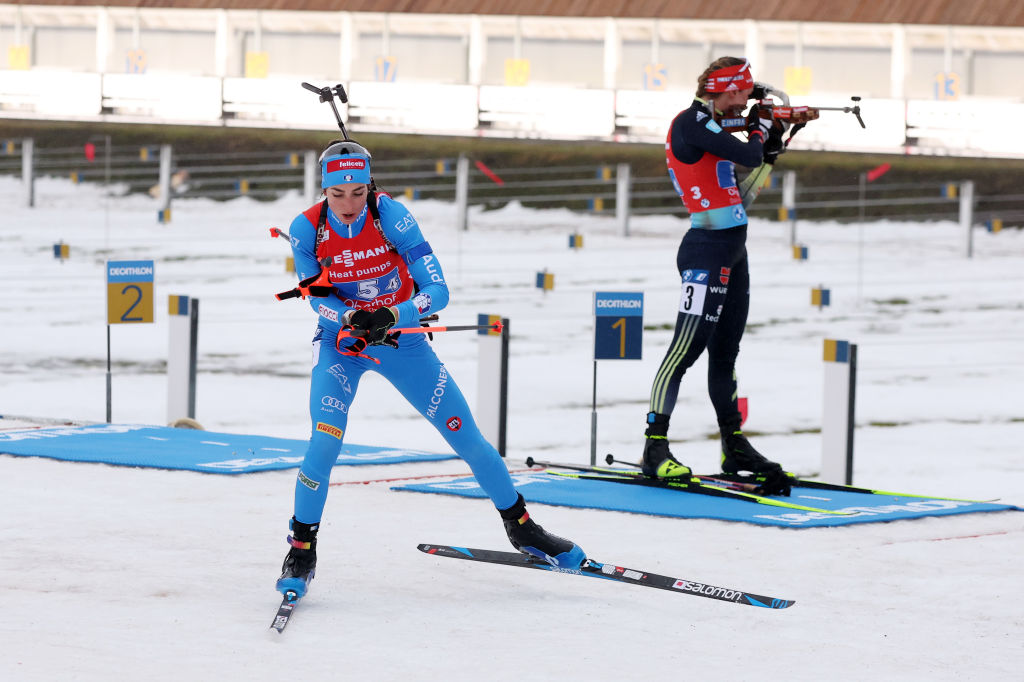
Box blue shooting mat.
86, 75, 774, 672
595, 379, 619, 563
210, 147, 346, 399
393, 472, 1021, 528
0, 423, 455, 473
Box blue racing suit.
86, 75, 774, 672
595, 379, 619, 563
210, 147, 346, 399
287, 193, 518, 523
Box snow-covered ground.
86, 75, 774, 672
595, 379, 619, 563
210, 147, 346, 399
1, 175, 1022, 681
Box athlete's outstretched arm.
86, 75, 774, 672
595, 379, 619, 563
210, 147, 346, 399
671, 107, 764, 168
287, 211, 352, 334
376, 195, 450, 327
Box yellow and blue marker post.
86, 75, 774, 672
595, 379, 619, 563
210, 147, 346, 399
53, 242, 70, 262
476, 313, 509, 456
168, 294, 199, 423
812, 286, 831, 310
822, 338, 857, 485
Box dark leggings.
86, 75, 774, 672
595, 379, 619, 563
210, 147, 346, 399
648, 225, 750, 428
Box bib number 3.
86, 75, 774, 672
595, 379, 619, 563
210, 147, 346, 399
679, 269, 709, 316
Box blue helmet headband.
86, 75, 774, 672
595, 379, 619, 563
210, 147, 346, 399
320, 140, 372, 188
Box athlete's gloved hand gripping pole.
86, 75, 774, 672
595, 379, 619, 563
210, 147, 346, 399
339, 308, 400, 354
268, 228, 332, 300
335, 314, 503, 363
336, 317, 504, 349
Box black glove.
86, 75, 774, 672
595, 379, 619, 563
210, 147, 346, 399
745, 104, 771, 143
341, 307, 399, 353
763, 121, 786, 165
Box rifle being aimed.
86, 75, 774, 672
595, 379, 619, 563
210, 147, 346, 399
720, 82, 865, 134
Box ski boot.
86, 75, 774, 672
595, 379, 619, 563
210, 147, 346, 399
720, 421, 792, 496
500, 493, 586, 569
640, 412, 692, 480
276, 517, 319, 598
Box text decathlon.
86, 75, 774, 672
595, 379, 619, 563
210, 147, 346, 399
108, 265, 154, 277
596, 299, 642, 309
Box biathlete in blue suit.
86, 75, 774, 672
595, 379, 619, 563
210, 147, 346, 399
641, 56, 794, 496
275, 139, 585, 598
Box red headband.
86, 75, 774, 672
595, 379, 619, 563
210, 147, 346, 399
705, 61, 754, 93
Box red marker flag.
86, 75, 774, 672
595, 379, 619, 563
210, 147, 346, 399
866, 162, 891, 182
84, 143, 96, 162
474, 159, 505, 186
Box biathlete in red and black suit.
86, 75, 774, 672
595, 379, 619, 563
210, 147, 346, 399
641, 56, 794, 496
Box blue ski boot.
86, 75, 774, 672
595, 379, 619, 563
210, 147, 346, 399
500, 494, 586, 569
275, 517, 318, 598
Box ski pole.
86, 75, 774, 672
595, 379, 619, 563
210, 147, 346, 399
338, 319, 503, 339
269, 226, 291, 241
605, 454, 641, 468
524, 457, 601, 473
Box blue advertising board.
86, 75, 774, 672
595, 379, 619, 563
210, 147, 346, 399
594, 291, 643, 360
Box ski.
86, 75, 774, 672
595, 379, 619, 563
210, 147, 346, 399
547, 469, 849, 514
270, 591, 300, 633
418, 544, 794, 609
708, 472, 998, 503
523, 458, 849, 515
600, 454, 996, 503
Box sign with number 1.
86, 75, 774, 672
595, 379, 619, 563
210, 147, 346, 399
594, 292, 643, 360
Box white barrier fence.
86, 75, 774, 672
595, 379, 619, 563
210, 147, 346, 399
4, 70, 1024, 159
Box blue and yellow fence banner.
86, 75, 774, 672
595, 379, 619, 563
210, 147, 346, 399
169, 295, 190, 316
823, 338, 850, 363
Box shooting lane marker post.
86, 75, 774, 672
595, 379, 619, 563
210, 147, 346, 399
105, 260, 155, 422
821, 338, 857, 485
167, 295, 199, 424
592, 292, 644, 465
476, 314, 509, 457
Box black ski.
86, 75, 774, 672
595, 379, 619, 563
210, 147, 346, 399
524, 458, 849, 515
547, 469, 849, 514
600, 454, 994, 503
418, 544, 794, 609
270, 591, 300, 633
707, 472, 996, 503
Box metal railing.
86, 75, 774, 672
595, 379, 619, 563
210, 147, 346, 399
2, 141, 1020, 229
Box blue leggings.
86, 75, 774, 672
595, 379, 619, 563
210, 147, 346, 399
292, 329, 519, 524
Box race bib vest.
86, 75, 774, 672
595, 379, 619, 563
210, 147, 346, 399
307, 203, 415, 311
665, 128, 743, 216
